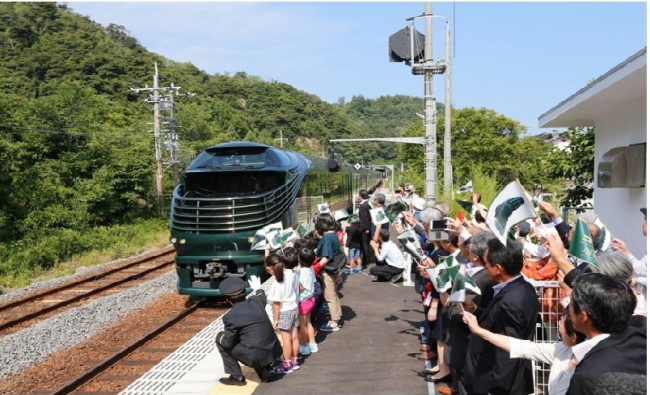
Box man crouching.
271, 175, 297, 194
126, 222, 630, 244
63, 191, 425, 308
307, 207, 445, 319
216, 277, 282, 385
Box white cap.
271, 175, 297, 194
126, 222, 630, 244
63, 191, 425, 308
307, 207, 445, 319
409, 197, 426, 211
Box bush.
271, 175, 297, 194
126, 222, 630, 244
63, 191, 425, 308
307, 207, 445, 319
0, 218, 169, 292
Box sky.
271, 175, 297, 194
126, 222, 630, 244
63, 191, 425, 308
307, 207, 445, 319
68, 1, 647, 136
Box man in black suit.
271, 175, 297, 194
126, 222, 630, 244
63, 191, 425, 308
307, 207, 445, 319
215, 277, 282, 386
567, 273, 646, 395
463, 238, 539, 395
443, 230, 497, 395
358, 189, 373, 268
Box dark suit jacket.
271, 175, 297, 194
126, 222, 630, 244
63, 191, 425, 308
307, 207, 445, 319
464, 276, 539, 395
216, 289, 281, 369
358, 200, 372, 232
472, 268, 496, 309
447, 268, 497, 371
567, 326, 647, 395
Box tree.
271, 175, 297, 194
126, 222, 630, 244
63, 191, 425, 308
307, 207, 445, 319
545, 127, 595, 208
397, 107, 555, 197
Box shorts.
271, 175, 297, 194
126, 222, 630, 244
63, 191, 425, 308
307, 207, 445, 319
299, 296, 316, 315
348, 248, 362, 259
278, 308, 299, 330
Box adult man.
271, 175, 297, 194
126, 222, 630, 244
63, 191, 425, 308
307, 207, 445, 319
567, 273, 646, 395
215, 277, 282, 385
463, 238, 539, 395
358, 189, 373, 268
369, 228, 406, 283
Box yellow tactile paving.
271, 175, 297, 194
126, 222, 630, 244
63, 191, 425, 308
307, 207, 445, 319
210, 364, 260, 394
210, 333, 283, 394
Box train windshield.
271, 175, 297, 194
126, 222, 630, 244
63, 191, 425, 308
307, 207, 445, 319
190, 147, 271, 169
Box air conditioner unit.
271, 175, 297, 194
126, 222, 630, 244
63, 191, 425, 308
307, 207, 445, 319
597, 143, 646, 188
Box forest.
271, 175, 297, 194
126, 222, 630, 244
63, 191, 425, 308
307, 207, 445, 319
0, 3, 578, 290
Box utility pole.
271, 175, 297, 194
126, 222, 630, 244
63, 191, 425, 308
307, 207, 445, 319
274, 130, 288, 148
152, 64, 164, 215
130, 63, 194, 216
443, 19, 453, 203
162, 84, 195, 187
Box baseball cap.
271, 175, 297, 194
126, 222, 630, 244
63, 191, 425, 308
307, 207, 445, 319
641, 208, 647, 218
408, 197, 426, 211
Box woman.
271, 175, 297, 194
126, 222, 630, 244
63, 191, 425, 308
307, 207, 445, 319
462, 307, 586, 395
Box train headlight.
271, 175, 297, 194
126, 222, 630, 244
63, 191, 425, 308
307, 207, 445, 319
179, 239, 186, 244
170, 237, 178, 244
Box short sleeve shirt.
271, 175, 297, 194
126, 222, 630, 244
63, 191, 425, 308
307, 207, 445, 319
315, 232, 341, 259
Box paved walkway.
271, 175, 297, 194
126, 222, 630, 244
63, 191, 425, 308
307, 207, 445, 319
252, 271, 437, 395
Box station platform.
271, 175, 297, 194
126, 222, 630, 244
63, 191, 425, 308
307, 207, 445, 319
118, 270, 443, 395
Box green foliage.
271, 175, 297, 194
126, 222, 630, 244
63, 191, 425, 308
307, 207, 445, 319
450, 165, 500, 214
0, 218, 168, 292
397, 107, 555, 198
545, 127, 595, 208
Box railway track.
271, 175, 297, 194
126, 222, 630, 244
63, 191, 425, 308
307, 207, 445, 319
0, 248, 176, 337
52, 299, 225, 395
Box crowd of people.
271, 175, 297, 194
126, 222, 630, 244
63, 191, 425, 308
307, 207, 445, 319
215, 185, 647, 395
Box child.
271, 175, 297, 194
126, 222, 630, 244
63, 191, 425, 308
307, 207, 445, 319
265, 253, 300, 373
345, 215, 363, 274
297, 247, 318, 354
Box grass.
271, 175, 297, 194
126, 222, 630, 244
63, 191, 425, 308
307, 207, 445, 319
0, 219, 171, 294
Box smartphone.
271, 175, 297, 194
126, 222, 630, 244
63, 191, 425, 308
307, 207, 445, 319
431, 219, 447, 230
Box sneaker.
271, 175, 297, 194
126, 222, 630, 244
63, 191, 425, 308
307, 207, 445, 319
291, 360, 300, 370
273, 363, 293, 374
320, 321, 341, 332
299, 345, 311, 355
309, 342, 319, 353
354, 267, 363, 274
390, 272, 403, 283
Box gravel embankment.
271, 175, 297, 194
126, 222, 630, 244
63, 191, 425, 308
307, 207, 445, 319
0, 269, 176, 380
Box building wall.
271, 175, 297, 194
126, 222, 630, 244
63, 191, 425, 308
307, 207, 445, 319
593, 99, 647, 257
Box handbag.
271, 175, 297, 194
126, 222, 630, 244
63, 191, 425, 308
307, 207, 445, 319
323, 251, 348, 273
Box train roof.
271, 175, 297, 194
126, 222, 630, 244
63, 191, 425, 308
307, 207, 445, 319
189, 141, 300, 172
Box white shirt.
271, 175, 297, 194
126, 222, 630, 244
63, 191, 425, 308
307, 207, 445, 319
510, 339, 575, 395
267, 269, 299, 312
492, 274, 522, 296
571, 333, 610, 363
298, 266, 315, 302
378, 240, 406, 269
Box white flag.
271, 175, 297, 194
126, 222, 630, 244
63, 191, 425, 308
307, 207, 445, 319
486, 180, 539, 246
456, 180, 473, 194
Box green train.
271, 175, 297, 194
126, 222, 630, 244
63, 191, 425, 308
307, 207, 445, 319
169, 141, 383, 296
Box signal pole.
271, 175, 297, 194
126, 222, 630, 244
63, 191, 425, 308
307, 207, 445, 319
422, 2, 437, 208
443, 19, 453, 203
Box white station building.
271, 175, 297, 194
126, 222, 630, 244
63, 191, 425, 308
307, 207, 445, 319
538, 47, 647, 258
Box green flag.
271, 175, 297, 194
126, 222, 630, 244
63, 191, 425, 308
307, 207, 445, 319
568, 218, 598, 267
297, 223, 309, 237
449, 265, 482, 302
385, 201, 409, 222
456, 199, 474, 214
